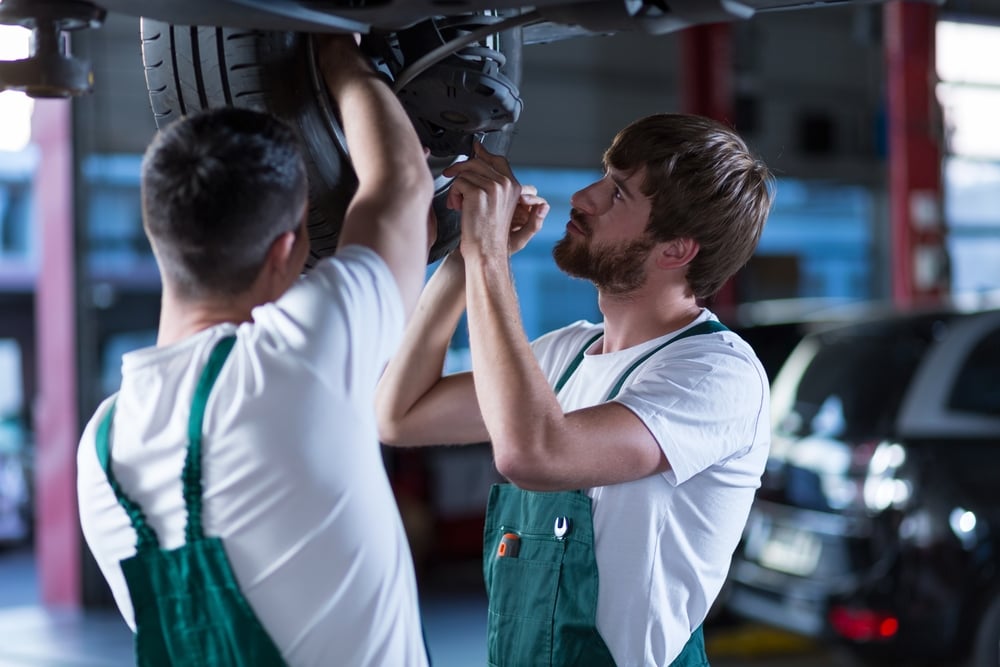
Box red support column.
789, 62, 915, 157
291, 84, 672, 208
680, 23, 733, 125
31, 99, 81, 607
680, 22, 739, 309
884, 2, 948, 307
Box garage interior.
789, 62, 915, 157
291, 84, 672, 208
1, 0, 1000, 665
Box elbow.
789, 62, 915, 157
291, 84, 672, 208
493, 449, 519, 481
377, 420, 419, 448
493, 444, 552, 491
375, 403, 433, 448
373, 396, 402, 446
376, 421, 401, 447
374, 406, 406, 447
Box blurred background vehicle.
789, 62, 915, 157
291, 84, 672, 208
726, 306, 1000, 667
720, 298, 897, 381
0, 337, 31, 549
0, 415, 31, 547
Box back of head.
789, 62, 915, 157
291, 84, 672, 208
141, 107, 308, 299
604, 113, 774, 300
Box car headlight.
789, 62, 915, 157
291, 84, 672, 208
863, 441, 913, 513
948, 507, 980, 550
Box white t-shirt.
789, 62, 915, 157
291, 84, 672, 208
531, 310, 770, 667
77, 246, 429, 667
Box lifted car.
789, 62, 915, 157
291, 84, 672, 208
0, 0, 935, 264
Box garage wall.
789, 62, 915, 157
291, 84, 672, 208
509, 5, 887, 181
509, 31, 682, 168
731, 7, 886, 184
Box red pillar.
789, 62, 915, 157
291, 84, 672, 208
31, 99, 81, 607
680, 22, 739, 309
680, 23, 733, 125
884, 2, 948, 307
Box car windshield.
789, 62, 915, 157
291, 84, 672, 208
774, 316, 953, 441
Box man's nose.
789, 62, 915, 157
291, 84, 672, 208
570, 180, 609, 215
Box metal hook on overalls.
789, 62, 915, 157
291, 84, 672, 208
554, 516, 570, 539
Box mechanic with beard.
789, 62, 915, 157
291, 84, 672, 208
375, 113, 774, 666
76, 35, 435, 666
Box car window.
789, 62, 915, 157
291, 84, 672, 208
946, 327, 1000, 416
779, 327, 933, 439
733, 322, 812, 382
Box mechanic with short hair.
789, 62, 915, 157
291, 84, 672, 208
376, 113, 774, 666
76, 34, 434, 666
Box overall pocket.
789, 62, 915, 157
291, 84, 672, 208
485, 531, 565, 667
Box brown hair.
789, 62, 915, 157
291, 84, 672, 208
604, 113, 774, 299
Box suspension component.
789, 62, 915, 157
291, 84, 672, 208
0, 0, 105, 98
388, 15, 524, 157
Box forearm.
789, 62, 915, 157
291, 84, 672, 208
463, 253, 567, 485
376, 253, 486, 445
318, 37, 432, 317
320, 43, 429, 207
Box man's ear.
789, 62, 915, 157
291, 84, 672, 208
264, 230, 298, 277
654, 237, 699, 270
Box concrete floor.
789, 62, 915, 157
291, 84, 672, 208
0, 545, 865, 667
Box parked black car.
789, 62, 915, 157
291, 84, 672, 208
726, 307, 1000, 667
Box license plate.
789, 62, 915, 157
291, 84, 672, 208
757, 525, 822, 576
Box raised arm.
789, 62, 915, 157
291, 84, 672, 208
375, 145, 547, 448
452, 145, 668, 491
317, 35, 434, 317
374, 251, 485, 446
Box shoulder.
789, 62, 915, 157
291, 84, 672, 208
631, 316, 768, 399
306, 245, 397, 292
710, 324, 767, 381
78, 394, 119, 464
665, 315, 763, 369
76, 394, 122, 535
261, 244, 404, 353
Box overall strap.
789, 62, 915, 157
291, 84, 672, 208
183, 335, 237, 543
97, 402, 160, 551
93, 335, 238, 553
605, 320, 728, 400
554, 332, 603, 394
552, 320, 728, 400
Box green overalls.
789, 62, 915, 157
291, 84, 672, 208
483, 321, 727, 667
96, 336, 288, 667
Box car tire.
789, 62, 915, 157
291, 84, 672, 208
970, 595, 1000, 667
138, 20, 522, 266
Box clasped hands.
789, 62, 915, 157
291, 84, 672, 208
443, 142, 550, 259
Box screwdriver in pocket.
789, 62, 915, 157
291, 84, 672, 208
497, 532, 520, 558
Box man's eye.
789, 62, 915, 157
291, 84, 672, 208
613, 188, 623, 200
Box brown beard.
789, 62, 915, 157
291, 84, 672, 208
552, 229, 655, 296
